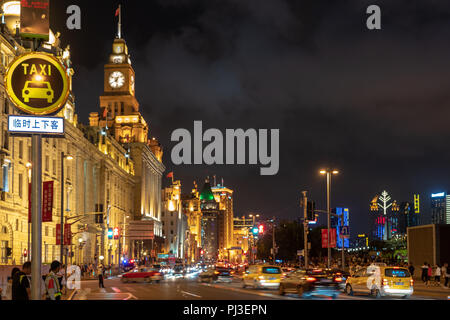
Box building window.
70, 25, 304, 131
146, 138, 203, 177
18, 174, 23, 198
15, 219, 19, 231
45, 226, 48, 237
170, 230, 173, 235
170, 221, 174, 226
45, 156, 49, 172
19, 141, 23, 159
120, 102, 124, 114
2, 165, 9, 192
3, 130, 9, 150
52, 159, 56, 176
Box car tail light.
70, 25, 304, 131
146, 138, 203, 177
306, 277, 316, 282
334, 277, 342, 282
410, 279, 414, 286
156, 273, 161, 276
382, 278, 388, 286
214, 271, 220, 275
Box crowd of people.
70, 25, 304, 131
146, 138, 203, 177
0, 260, 113, 300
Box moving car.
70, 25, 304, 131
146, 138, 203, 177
22, 81, 54, 103
198, 267, 233, 283
345, 265, 413, 298
121, 266, 163, 283
329, 269, 350, 291
242, 265, 282, 289
279, 268, 341, 299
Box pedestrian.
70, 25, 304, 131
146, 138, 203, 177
427, 264, 433, 286
443, 263, 449, 288
434, 264, 441, 286
408, 262, 415, 278
12, 262, 31, 300
97, 263, 105, 288
44, 261, 62, 300
421, 262, 428, 283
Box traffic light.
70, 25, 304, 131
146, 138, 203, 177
23, 249, 27, 257
307, 201, 315, 221
251, 226, 259, 235
258, 224, 264, 234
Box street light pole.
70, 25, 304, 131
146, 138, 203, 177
272, 217, 276, 263
60, 151, 65, 263
327, 171, 331, 269
31, 134, 42, 300
302, 191, 308, 268
320, 169, 338, 269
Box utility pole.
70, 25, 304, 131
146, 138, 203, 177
302, 191, 308, 269
327, 172, 331, 269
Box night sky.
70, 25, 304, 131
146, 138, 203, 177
49, 0, 450, 237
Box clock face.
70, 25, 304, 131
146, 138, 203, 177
112, 55, 124, 64
109, 71, 125, 89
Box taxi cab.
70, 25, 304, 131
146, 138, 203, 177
345, 264, 413, 298
242, 265, 282, 289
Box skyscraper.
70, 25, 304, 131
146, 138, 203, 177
200, 180, 219, 260
431, 192, 450, 225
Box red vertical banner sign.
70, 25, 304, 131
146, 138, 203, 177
322, 228, 337, 248
64, 224, 71, 245
42, 181, 53, 222
321, 229, 328, 248
28, 183, 32, 223
56, 223, 61, 245
330, 228, 337, 248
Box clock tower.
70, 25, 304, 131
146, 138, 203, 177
96, 36, 148, 144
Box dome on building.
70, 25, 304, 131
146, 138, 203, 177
200, 181, 215, 201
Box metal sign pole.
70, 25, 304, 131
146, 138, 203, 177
302, 191, 308, 269
31, 134, 42, 300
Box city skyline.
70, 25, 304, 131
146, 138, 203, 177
47, 0, 450, 237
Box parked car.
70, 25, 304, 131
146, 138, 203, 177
121, 266, 163, 283
279, 268, 341, 299
345, 265, 413, 298
242, 265, 282, 289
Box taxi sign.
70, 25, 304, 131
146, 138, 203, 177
5, 52, 70, 115
8, 115, 64, 134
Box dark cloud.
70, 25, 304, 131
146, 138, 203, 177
50, 0, 450, 236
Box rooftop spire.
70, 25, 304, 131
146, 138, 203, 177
115, 4, 122, 39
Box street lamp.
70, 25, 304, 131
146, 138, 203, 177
248, 214, 259, 264
319, 169, 339, 269
26, 162, 32, 262
60, 152, 73, 265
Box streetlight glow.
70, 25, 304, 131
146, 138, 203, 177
319, 170, 326, 174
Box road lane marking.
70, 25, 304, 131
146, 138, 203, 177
201, 283, 298, 300
180, 290, 202, 298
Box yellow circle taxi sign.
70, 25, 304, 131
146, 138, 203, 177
5, 52, 70, 115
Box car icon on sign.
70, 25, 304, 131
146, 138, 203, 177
22, 81, 54, 103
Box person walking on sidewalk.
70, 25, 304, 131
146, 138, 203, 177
434, 264, 441, 286
421, 262, 428, 284
97, 263, 105, 288
426, 263, 433, 286
45, 261, 62, 300
12, 262, 31, 300
408, 262, 415, 278
443, 263, 449, 288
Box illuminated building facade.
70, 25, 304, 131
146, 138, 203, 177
199, 180, 220, 260
211, 181, 234, 261
161, 180, 187, 259
181, 182, 201, 262
232, 217, 253, 263
370, 191, 400, 240
430, 192, 450, 225
0, 3, 136, 266
89, 31, 165, 258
